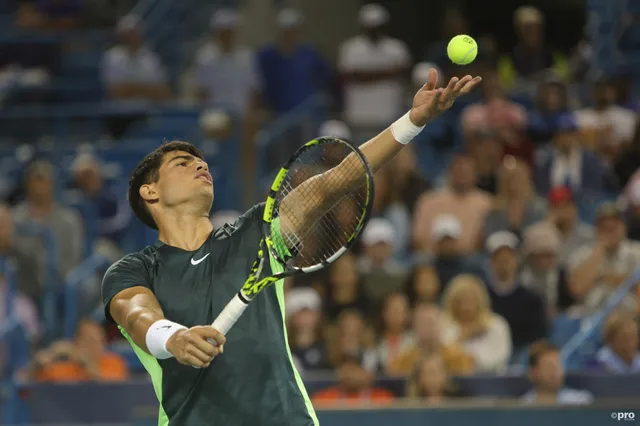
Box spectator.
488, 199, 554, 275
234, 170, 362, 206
312, 354, 394, 406
587, 312, 640, 373
286, 288, 329, 374
326, 310, 378, 373
413, 155, 492, 253
569, 202, 640, 314
257, 8, 331, 114
318, 119, 352, 141
13, 161, 84, 281
462, 70, 531, 165
622, 179, 640, 241
527, 78, 572, 145
385, 145, 431, 220
102, 15, 172, 102
469, 129, 503, 194
405, 264, 440, 305
388, 304, 474, 376
324, 252, 370, 321
338, 3, 411, 140
483, 158, 546, 239
358, 218, 408, 303
194, 9, 259, 115
486, 231, 548, 352
534, 113, 607, 196
522, 340, 593, 405
536, 186, 594, 267
23, 319, 128, 382
575, 77, 637, 162
420, 214, 488, 298
406, 353, 466, 402
0, 203, 41, 307
66, 153, 131, 259
498, 6, 569, 91
440, 274, 512, 373
377, 292, 413, 371
520, 222, 576, 316
614, 120, 640, 189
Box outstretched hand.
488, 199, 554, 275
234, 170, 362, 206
409, 68, 482, 127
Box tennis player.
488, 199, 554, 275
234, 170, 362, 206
102, 69, 480, 426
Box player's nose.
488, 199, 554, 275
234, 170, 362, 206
196, 161, 209, 172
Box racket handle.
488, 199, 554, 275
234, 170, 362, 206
211, 293, 248, 336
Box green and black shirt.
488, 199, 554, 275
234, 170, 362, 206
102, 204, 318, 426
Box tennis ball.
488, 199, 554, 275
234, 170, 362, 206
447, 35, 478, 65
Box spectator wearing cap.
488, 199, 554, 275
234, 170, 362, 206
526, 78, 572, 145
338, 3, 411, 141
575, 77, 637, 162
312, 353, 395, 406
13, 161, 84, 282
522, 340, 593, 405
520, 222, 576, 317
419, 214, 488, 299
569, 202, 640, 314
101, 15, 171, 102
483, 158, 546, 240
65, 153, 131, 259
285, 287, 329, 374
533, 187, 593, 266
440, 274, 511, 373
413, 155, 492, 253
461, 70, 531, 166
586, 311, 640, 374
358, 218, 407, 304
621, 178, 640, 241
257, 8, 331, 113
486, 231, 548, 353
497, 6, 569, 91
534, 113, 607, 197
194, 9, 260, 115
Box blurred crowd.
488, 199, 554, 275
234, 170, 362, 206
2, 0, 640, 409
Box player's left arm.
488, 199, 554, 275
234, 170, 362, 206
279, 69, 482, 238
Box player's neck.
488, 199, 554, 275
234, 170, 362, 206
157, 211, 213, 251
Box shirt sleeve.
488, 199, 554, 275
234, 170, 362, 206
101, 253, 152, 323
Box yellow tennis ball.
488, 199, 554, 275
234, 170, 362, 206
447, 35, 478, 65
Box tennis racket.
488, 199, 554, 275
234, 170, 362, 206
211, 136, 375, 335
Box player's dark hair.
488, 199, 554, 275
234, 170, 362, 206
528, 340, 559, 368
128, 141, 205, 229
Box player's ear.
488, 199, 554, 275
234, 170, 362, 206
139, 184, 159, 203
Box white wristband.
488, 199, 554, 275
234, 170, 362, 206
390, 111, 425, 145
146, 319, 187, 360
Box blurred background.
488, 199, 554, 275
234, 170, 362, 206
2, 0, 640, 424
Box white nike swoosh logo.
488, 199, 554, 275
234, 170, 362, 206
190, 253, 210, 265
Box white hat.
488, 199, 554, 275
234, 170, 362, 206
486, 231, 519, 254
318, 120, 352, 141
210, 9, 238, 30
277, 8, 303, 29
116, 15, 140, 33
629, 179, 640, 207
362, 217, 395, 246
431, 215, 461, 241
412, 62, 441, 88
285, 287, 321, 317
199, 109, 231, 131
358, 3, 389, 28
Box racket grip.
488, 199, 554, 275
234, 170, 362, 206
211, 293, 248, 336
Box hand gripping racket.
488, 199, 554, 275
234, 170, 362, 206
211, 137, 375, 335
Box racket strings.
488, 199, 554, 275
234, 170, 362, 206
275, 141, 369, 268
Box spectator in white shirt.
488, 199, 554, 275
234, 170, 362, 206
102, 15, 171, 101
194, 9, 259, 115
441, 274, 512, 373
569, 202, 640, 314
338, 3, 411, 140
575, 76, 636, 163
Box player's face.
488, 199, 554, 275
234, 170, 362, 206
154, 151, 214, 210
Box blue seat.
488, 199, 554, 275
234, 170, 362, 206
550, 314, 582, 347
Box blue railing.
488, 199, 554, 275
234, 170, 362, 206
561, 268, 640, 367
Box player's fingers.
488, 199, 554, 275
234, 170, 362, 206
187, 345, 216, 363
420, 68, 438, 91
460, 76, 482, 94
195, 326, 227, 347
452, 75, 473, 94
190, 336, 220, 358
179, 353, 208, 368
439, 77, 459, 104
